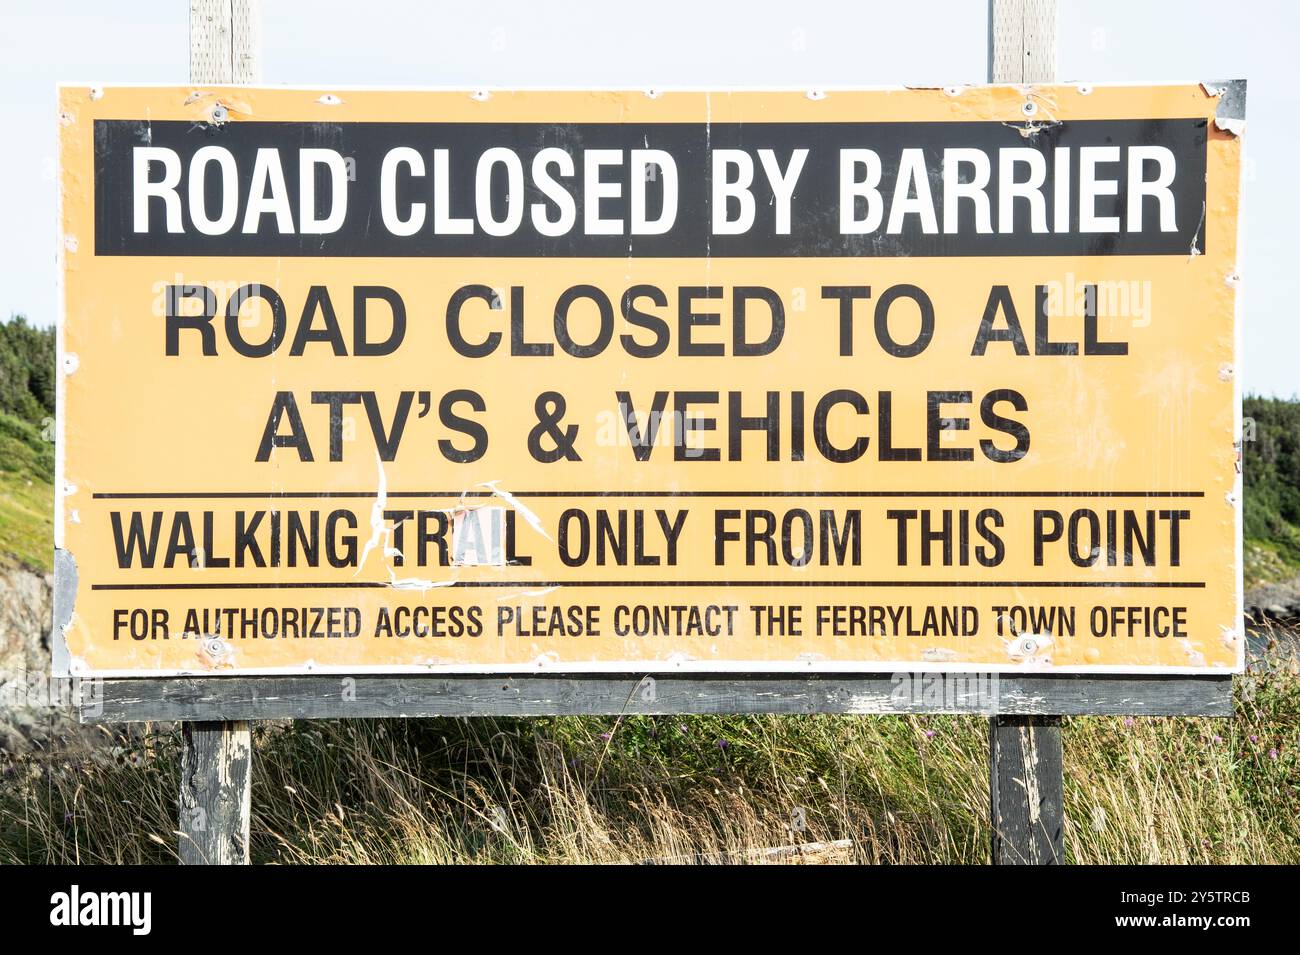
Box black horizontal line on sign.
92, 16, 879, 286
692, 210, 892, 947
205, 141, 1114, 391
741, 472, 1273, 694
89, 490, 1207, 500
90, 580, 1208, 591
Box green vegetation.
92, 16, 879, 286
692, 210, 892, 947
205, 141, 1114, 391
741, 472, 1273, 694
2, 644, 1296, 863
0, 315, 54, 430
1244, 396, 1300, 582
0, 316, 55, 572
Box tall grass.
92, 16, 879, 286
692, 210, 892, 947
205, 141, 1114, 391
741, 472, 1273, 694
2, 645, 1296, 865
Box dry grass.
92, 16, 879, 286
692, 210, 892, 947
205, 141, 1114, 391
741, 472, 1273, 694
2, 643, 1296, 865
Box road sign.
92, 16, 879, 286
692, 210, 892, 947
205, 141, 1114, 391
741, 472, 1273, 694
56, 84, 1244, 676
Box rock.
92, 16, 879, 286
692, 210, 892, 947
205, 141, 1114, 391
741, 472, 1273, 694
0, 566, 51, 676
0, 566, 74, 751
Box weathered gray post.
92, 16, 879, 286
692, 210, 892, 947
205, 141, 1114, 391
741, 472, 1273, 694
989, 0, 1057, 87
987, 0, 1065, 865
178, 0, 260, 866
989, 714, 1064, 864
179, 719, 252, 864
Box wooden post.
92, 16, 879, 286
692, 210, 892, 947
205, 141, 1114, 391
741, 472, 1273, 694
190, 0, 261, 84
179, 721, 253, 864
989, 716, 1064, 864
988, 0, 1057, 83
179, 0, 260, 866
987, 0, 1065, 865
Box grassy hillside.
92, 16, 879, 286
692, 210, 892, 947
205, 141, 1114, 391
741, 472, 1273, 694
3, 655, 1297, 863
0, 317, 54, 573
1243, 396, 1300, 584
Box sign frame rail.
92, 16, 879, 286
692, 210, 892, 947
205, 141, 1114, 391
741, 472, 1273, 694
81, 672, 1232, 722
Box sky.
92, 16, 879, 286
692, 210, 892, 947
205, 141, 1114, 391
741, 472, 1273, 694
1, 0, 1296, 395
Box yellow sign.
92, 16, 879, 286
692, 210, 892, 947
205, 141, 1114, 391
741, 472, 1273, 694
57, 85, 1244, 675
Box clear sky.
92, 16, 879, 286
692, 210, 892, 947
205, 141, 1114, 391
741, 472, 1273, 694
2, 0, 1295, 395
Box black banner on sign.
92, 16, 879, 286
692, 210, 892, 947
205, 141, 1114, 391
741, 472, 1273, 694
94, 118, 1208, 258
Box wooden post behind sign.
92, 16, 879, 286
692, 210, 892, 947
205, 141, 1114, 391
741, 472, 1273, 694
989, 0, 1057, 84
989, 715, 1064, 864
178, 0, 260, 866
988, 0, 1065, 865
179, 719, 252, 864
190, 0, 261, 84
